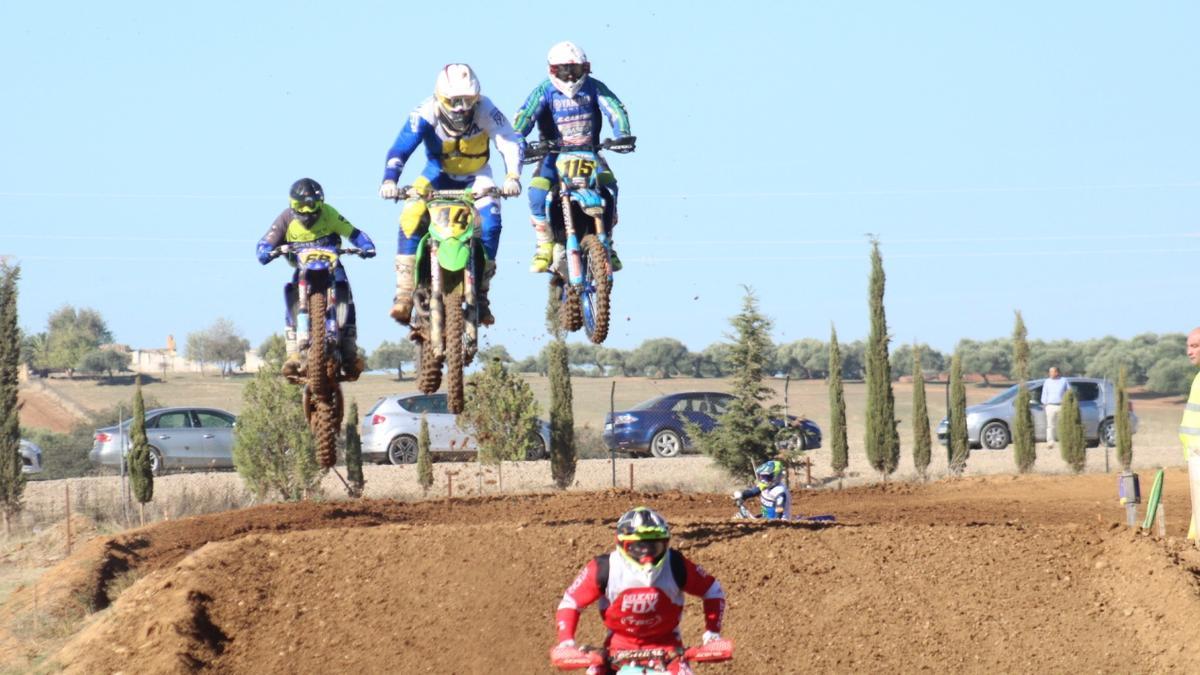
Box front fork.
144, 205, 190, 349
562, 194, 615, 284
295, 273, 340, 356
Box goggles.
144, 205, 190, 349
440, 95, 478, 112
551, 63, 588, 82
291, 199, 321, 215
623, 539, 668, 564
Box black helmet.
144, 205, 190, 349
289, 178, 324, 227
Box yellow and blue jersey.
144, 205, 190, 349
382, 95, 524, 183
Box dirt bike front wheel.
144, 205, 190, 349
307, 291, 339, 468
579, 234, 611, 344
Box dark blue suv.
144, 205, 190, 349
602, 391, 822, 458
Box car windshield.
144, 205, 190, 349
629, 396, 667, 411
982, 386, 1018, 406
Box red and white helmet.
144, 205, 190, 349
434, 64, 481, 135
547, 41, 590, 98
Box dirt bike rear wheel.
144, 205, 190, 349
415, 332, 442, 393
308, 292, 338, 469
444, 283, 465, 414
579, 235, 611, 344
561, 286, 583, 332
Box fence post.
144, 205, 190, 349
64, 483, 72, 555
629, 463, 634, 491
448, 473, 453, 499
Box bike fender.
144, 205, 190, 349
570, 189, 605, 211
414, 236, 430, 281
437, 238, 470, 271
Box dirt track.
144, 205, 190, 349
4, 472, 1200, 674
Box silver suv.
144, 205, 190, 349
360, 392, 550, 464
936, 377, 1138, 450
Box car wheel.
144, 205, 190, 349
387, 435, 418, 465
650, 429, 683, 458
979, 421, 1011, 450
148, 447, 165, 476
1099, 418, 1116, 448
526, 432, 548, 461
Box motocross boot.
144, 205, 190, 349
608, 243, 623, 272
529, 217, 554, 273
282, 328, 302, 380
390, 254, 416, 324
340, 324, 366, 382
477, 260, 497, 326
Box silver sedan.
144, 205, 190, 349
361, 392, 550, 464
90, 407, 237, 474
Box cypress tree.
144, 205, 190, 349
0, 263, 24, 536
1115, 366, 1133, 470
1011, 311, 1035, 472
549, 339, 576, 488
344, 400, 365, 498
948, 350, 969, 475
1059, 389, 1086, 473
128, 376, 154, 524
864, 240, 899, 478
417, 413, 433, 493
912, 345, 931, 480
829, 325, 848, 480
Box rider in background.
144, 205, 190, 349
378, 64, 524, 327
256, 178, 376, 380
512, 41, 634, 274
732, 460, 791, 520
555, 507, 724, 674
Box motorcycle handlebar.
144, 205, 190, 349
394, 186, 508, 201
523, 136, 637, 164
271, 244, 367, 259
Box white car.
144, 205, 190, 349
361, 392, 550, 464
20, 439, 43, 474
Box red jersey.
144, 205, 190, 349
556, 549, 725, 651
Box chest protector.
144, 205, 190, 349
594, 550, 688, 641
439, 128, 490, 176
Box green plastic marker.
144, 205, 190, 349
1142, 469, 1165, 530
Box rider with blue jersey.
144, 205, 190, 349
512, 41, 634, 274
733, 461, 791, 520
379, 64, 524, 327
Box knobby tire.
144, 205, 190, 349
307, 291, 339, 469
445, 282, 465, 414
579, 234, 611, 344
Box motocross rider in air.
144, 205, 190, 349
512, 41, 635, 274
555, 507, 725, 674
379, 63, 524, 327
256, 177, 376, 381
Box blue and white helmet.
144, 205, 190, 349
755, 460, 784, 489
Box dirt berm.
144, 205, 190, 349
11, 472, 1200, 673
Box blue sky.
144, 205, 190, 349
3, 1, 1197, 360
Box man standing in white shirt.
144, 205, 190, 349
1040, 366, 1070, 448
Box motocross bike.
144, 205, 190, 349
733, 497, 836, 523
551, 638, 734, 674
397, 186, 505, 413
523, 137, 635, 344
269, 242, 366, 468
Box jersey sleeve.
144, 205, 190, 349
256, 209, 291, 264
593, 79, 631, 138
480, 97, 524, 176
555, 558, 603, 641
679, 554, 725, 633
382, 107, 433, 183
511, 83, 549, 138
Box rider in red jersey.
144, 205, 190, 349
554, 507, 725, 673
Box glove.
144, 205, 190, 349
731, 490, 742, 501
379, 181, 399, 200
360, 246, 376, 259
702, 631, 721, 645
610, 136, 636, 153
501, 175, 521, 197
255, 242, 274, 265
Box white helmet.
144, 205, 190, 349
547, 41, 590, 98
434, 64, 481, 135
